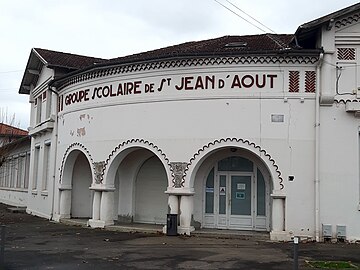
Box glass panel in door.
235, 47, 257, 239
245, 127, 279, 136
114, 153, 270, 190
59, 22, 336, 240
219, 175, 227, 215
230, 175, 252, 215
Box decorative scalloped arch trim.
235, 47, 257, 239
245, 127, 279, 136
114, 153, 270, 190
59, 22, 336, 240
101, 138, 172, 185
57, 55, 319, 90
59, 142, 94, 184
185, 137, 284, 190
335, 12, 360, 29
335, 98, 359, 104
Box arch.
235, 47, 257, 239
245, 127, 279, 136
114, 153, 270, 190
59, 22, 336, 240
134, 155, 168, 224
60, 142, 95, 186
193, 152, 272, 231
59, 144, 94, 219
185, 138, 284, 191
102, 139, 172, 187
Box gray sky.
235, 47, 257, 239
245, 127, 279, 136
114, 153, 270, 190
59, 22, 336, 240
0, 0, 358, 129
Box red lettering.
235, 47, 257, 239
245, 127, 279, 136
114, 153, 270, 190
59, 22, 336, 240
241, 75, 254, 88
184, 77, 194, 90
194, 76, 204, 90
255, 74, 266, 88
134, 81, 142, 94
267, 74, 277, 88
231, 75, 242, 88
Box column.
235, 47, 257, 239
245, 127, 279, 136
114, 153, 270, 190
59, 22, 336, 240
59, 189, 71, 219
88, 191, 104, 228
178, 195, 195, 235
168, 195, 179, 214
162, 194, 179, 234
100, 190, 115, 226
92, 191, 101, 220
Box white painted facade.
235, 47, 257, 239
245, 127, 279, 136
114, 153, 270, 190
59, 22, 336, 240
0, 138, 30, 207
1, 4, 360, 242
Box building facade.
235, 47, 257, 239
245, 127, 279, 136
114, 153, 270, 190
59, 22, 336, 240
2, 3, 360, 242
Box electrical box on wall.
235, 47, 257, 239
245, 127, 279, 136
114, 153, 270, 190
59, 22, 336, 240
336, 225, 346, 240
322, 224, 332, 239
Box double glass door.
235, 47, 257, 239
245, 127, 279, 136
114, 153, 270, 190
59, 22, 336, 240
204, 156, 268, 231
216, 173, 254, 229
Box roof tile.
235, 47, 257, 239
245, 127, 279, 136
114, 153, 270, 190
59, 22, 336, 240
34, 48, 107, 70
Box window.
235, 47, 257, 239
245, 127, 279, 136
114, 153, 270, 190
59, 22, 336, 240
10, 158, 16, 188
45, 91, 52, 119
24, 153, 30, 189
218, 156, 253, 172
42, 142, 51, 191
257, 169, 266, 216
16, 156, 23, 188
0, 161, 4, 187
36, 95, 42, 124
32, 146, 40, 190
205, 168, 214, 214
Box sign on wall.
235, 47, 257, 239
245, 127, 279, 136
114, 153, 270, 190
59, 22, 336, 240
59, 72, 283, 111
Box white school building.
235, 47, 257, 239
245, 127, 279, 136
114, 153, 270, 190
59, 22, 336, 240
1, 3, 360, 242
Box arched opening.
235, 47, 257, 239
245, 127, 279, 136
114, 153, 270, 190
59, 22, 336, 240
193, 148, 272, 231
71, 152, 93, 218
112, 148, 168, 225
60, 150, 93, 219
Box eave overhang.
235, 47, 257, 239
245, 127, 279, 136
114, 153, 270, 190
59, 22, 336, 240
18, 48, 48, 95
50, 48, 322, 90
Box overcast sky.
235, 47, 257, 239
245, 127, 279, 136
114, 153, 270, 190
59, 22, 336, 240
0, 0, 358, 129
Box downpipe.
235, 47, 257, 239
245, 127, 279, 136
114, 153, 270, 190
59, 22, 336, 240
315, 53, 324, 242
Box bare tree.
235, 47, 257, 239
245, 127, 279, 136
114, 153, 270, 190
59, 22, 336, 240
0, 107, 20, 127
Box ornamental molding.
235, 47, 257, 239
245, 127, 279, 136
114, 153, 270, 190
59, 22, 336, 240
57, 55, 319, 90
185, 137, 284, 190
101, 138, 171, 184
170, 162, 188, 188
335, 12, 360, 29
59, 142, 94, 184
335, 98, 359, 104
93, 161, 105, 184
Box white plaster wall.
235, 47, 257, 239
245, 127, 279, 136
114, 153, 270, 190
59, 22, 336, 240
319, 104, 360, 241
0, 141, 30, 207
36, 67, 54, 87
55, 64, 318, 235
0, 190, 28, 207
27, 132, 55, 219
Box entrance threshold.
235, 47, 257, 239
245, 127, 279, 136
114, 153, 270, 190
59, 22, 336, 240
192, 228, 269, 241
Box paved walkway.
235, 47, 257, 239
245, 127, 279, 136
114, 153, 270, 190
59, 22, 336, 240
60, 218, 270, 240
0, 204, 359, 269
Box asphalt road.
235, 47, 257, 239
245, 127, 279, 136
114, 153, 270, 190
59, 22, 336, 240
0, 203, 359, 269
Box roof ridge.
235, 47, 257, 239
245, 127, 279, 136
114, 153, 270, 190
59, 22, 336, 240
34, 48, 106, 61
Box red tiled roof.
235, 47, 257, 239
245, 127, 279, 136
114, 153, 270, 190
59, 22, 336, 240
0, 123, 28, 137
34, 48, 107, 70
109, 34, 295, 64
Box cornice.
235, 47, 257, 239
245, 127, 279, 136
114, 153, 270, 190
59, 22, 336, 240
56, 55, 319, 91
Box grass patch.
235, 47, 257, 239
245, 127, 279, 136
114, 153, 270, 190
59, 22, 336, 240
306, 260, 358, 269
